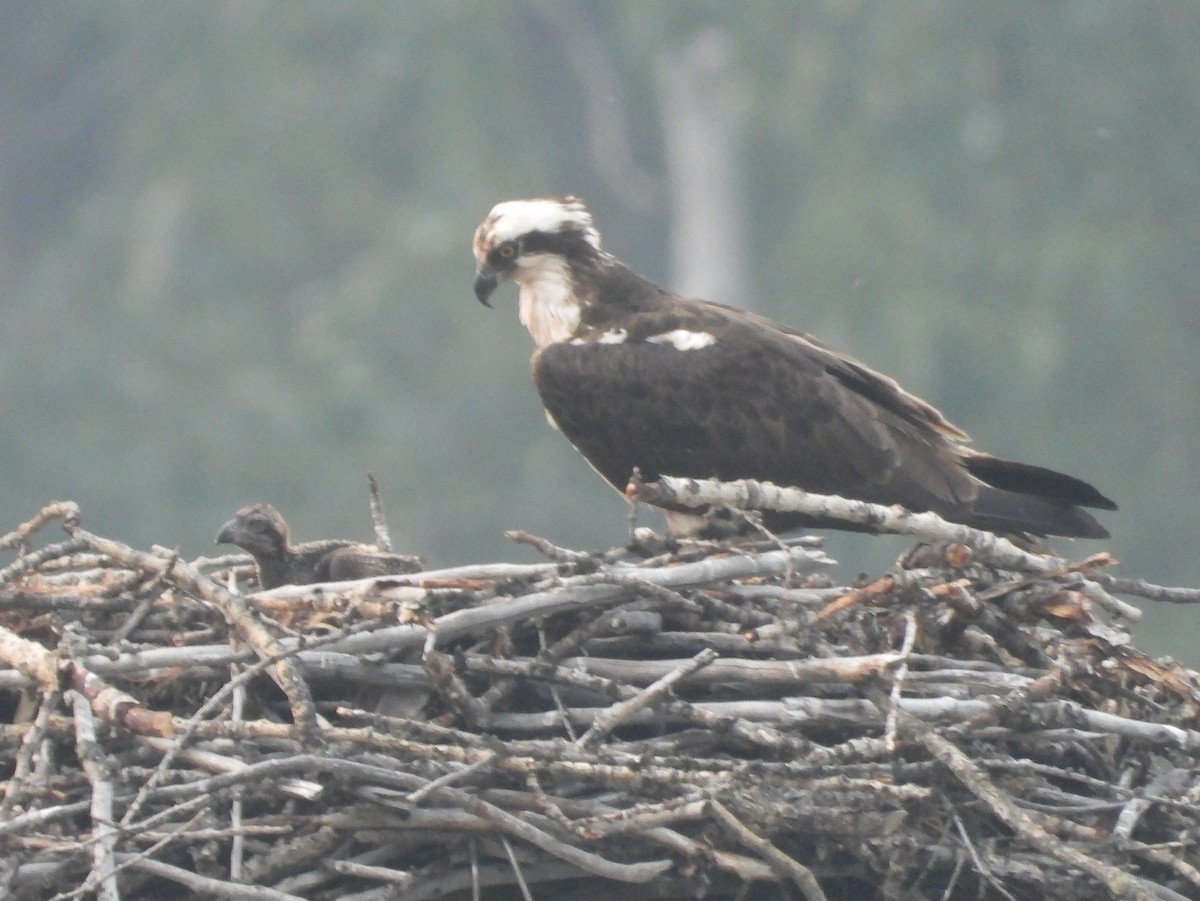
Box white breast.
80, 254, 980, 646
516, 254, 583, 347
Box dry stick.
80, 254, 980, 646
708, 800, 828, 901
125, 746, 673, 886
115, 853, 307, 901
0, 538, 91, 584
409, 544, 832, 655
505, 529, 599, 564
369, 861, 590, 901
260, 544, 827, 660
122, 634, 335, 829
110, 548, 180, 644
884, 611, 918, 754
316, 757, 674, 883
48, 806, 215, 901
1124, 841, 1200, 896
0, 623, 175, 749
463, 655, 798, 752
951, 809, 1019, 901
631, 474, 1075, 573
0, 500, 81, 550
0, 689, 61, 818
256, 560, 563, 601
470, 837, 482, 901
1112, 767, 1193, 847
0, 623, 63, 690
328, 859, 413, 888
568, 796, 709, 838
500, 836, 535, 901
485, 788, 752, 876
26, 546, 828, 674
228, 655, 247, 883
479, 690, 1200, 752
68, 690, 119, 901
578, 647, 718, 749
404, 752, 498, 805
903, 712, 1163, 901
559, 652, 904, 688
67, 526, 318, 738
367, 472, 393, 552
471, 602, 626, 723
139, 738, 322, 803
0, 784, 86, 836
1092, 573, 1200, 605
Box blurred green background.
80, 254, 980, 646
2, 3, 1197, 658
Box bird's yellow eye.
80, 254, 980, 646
497, 242, 517, 258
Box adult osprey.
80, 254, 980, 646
472, 197, 1115, 538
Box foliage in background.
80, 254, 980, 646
1, 3, 1196, 657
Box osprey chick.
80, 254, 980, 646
215, 503, 422, 589
472, 197, 1115, 538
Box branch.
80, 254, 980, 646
66, 526, 317, 738
903, 714, 1162, 901
630, 474, 1071, 572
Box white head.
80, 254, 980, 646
472, 197, 600, 265
473, 197, 603, 347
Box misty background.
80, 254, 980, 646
2, 3, 1197, 658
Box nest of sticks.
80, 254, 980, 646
1, 479, 1200, 901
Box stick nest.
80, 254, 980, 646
1, 490, 1199, 901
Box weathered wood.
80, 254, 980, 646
0, 499, 1195, 900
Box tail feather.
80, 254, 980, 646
965, 455, 1117, 511
967, 486, 1110, 539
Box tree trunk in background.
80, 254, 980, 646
656, 29, 754, 309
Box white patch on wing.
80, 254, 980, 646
515, 254, 582, 347
481, 198, 600, 248
544, 409, 561, 432
570, 328, 626, 346
646, 329, 717, 351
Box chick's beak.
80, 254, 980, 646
215, 520, 240, 546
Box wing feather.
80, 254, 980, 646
533, 302, 978, 523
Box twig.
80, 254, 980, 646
951, 808, 1017, 901
405, 752, 497, 805
708, 800, 827, 900
0, 501, 81, 551
631, 475, 1070, 572
67, 526, 318, 738
367, 472, 393, 552
885, 611, 918, 753
903, 712, 1162, 901
0, 538, 91, 584
328, 859, 413, 888
68, 690, 119, 901
116, 853, 307, 900
1113, 768, 1193, 847
1093, 573, 1200, 605
500, 836, 535, 901
505, 530, 603, 564
578, 647, 718, 748
0, 689, 60, 817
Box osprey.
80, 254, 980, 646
216, 503, 422, 589
472, 197, 1115, 539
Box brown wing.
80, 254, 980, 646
534, 300, 1110, 536
314, 547, 423, 581
536, 307, 968, 512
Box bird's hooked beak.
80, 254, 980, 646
215, 520, 240, 546
473, 266, 499, 307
